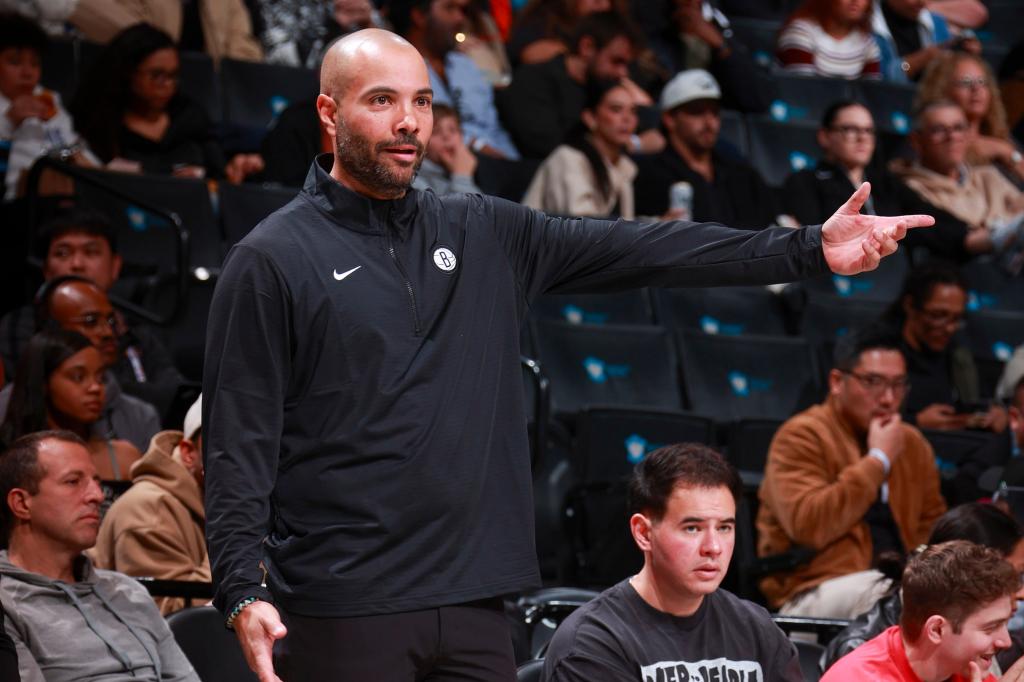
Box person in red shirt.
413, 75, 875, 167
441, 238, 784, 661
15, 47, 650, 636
823, 540, 1024, 681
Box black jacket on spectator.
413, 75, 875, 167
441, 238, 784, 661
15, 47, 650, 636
0, 602, 16, 682
633, 145, 779, 228
498, 55, 585, 160
115, 97, 226, 178
783, 160, 972, 263
259, 99, 321, 188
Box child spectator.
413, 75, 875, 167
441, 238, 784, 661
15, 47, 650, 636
412, 103, 481, 195
0, 13, 94, 202
777, 0, 882, 79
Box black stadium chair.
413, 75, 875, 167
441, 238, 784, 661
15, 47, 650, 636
746, 117, 822, 187
719, 110, 749, 157
657, 286, 788, 337
856, 80, 915, 135
166, 606, 257, 682
725, 417, 786, 489
40, 38, 79, 101
531, 290, 655, 326
797, 250, 907, 302
516, 659, 545, 682
530, 320, 683, 415
219, 182, 300, 247
798, 292, 888, 344
220, 58, 319, 133
965, 309, 1024, 363
768, 73, 856, 125
178, 51, 222, 123
923, 428, 1012, 506
961, 257, 1024, 312
678, 332, 818, 420
727, 18, 782, 68
574, 406, 715, 483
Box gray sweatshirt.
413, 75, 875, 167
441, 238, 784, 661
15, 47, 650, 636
0, 551, 199, 682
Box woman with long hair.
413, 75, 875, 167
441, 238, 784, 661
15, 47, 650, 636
916, 50, 1024, 182
776, 0, 881, 79
0, 328, 140, 480
69, 23, 261, 182
522, 78, 638, 218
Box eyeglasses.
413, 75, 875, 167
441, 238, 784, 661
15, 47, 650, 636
953, 76, 989, 90
139, 68, 179, 84
843, 371, 910, 397
916, 307, 965, 329
828, 125, 876, 140
68, 313, 118, 331
922, 122, 969, 140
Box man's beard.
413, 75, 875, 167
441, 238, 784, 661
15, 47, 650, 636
334, 118, 425, 199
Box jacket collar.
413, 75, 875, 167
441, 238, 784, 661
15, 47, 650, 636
302, 154, 419, 238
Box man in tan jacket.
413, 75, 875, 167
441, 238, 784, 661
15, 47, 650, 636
91, 395, 209, 615
757, 327, 946, 618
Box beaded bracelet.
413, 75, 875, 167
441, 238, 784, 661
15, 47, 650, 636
225, 597, 260, 629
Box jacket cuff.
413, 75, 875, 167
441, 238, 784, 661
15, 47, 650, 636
215, 584, 275, 620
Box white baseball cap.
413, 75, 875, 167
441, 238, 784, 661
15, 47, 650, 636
659, 69, 721, 112
183, 394, 202, 441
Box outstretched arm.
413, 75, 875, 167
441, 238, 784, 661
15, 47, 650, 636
822, 182, 934, 275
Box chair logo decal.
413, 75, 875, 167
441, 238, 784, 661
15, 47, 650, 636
966, 290, 998, 311
891, 112, 909, 134
269, 95, 290, 118
562, 305, 609, 325
728, 371, 773, 397
831, 275, 874, 297
125, 206, 169, 232
994, 342, 1014, 362
788, 151, 814, 172
770, 99, 808, 123
582, 356, 631, 384
700, 315, 744, 335
624, 434, 664, 465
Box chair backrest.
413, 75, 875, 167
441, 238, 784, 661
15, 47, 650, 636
719, 110, 749, 158
726, 417, 786, 481
966, 310, 1024, 362
795, 640, 826, 681
746, 117, 822, 187
532, 290, 655, 326
563, 478, 642, 587
854, 80, 915, 135
165, 606, 257, 682
516, 659, 545, 682
657, 286, 788, 337
798, 252, 907, 302
798, 292, 888, 344
220, 58, 319, 132
575, 407, 716, 484
961, 257, 1024, 312
178, 51, 222, 123
678, 332, 818, 420
219, 182, 299, 248
727, 18, 783, 68
530, 321, 682, 414
768, 74, 856, 126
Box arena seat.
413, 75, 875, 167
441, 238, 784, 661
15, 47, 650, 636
178, 51, 221, 123
796, 250, 907, 302
727, 18, 783, 68
965, 309, 1024, 363
219, 58, 318, 133
516, 659, 545, 682
219, 182, 299, 247
746, 117, 822, 187
769, 73, 857, 125
656, 286, 789, 337
719, 110, 749, 157
531, 290, 655, 326
856, 80, 916, 135
166, 606, 256, 682
678, 331, 818, 420
530, 320, 683, 415
961, 257, 1024, 312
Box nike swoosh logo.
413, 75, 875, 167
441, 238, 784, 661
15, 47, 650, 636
333, 266, 361, 281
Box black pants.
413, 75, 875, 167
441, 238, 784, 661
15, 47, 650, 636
274, 598, 517, 682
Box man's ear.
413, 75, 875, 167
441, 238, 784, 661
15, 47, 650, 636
178, 438, 198, 469
316, 94, 339, 138
922, 614, 948, 646
577, 36, 596, 61
7, 488, 31, 523
581, 108, 597, 132
110, 253, 123, 282
630, 512, 653, 552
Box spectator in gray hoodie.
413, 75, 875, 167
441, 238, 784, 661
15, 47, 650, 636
0, 430, 199, 682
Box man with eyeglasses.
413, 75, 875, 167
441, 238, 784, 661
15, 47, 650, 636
0, 275, 160, 453
890, 100, 1024, 263
785, 100, 992, 262
757, 326, 946, 619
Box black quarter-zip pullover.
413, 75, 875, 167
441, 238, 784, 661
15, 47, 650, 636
203, 155, 829, 617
